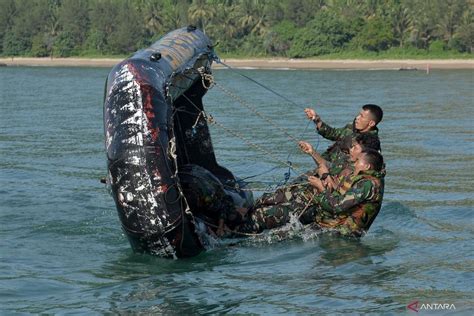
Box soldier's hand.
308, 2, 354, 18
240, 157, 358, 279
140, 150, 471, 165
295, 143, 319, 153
298, 141, 313, 154
308, 175, 325, 192
304, 108, 319, 121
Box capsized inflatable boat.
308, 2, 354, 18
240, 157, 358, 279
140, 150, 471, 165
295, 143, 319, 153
104, 27, 253, 258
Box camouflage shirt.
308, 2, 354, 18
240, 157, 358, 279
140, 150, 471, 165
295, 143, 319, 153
317, 121, 379, 164
234, 169, 384, 237
312, 169, 385, 236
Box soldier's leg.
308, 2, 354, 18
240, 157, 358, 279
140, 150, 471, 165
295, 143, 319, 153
235, 204, 292, 234
257, 189, 290, 206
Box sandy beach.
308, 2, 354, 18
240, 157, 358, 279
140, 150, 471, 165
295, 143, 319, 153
0, 57, 473, 70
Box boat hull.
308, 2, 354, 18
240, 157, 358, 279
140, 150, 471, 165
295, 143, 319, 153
104, 27, 252, 258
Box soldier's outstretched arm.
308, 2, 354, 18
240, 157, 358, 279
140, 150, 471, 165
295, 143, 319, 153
318, 122, 353, 141
298, 141, 328, 166
310, 150, 327, 166
304, 107, 353, 141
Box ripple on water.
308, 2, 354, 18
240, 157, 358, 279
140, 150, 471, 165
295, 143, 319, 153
1, 68, 473, 314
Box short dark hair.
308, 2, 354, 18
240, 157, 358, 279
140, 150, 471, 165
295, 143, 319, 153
355, 133, 381, 152
362, 104, 383, 125
361, 149, 384, 172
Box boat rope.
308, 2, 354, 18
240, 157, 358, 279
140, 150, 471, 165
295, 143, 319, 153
296, 191, 317, 220
172, 98, 302, 192
176, 94, 318, 193
208, 65, 318, 152
239, 166, 281, 181
195, 59, 324, 189
181, 93, 303, 174
224, 178, 312, 193
197, 67, 300, 143
212, 57, 303, 109
210, 118, 299, 172
197, 67, 215, 89
195, 68, 303, 186
214, 81, 301, 143
208, 56, 322, 154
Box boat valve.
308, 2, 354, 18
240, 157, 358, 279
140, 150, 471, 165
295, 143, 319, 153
150, 52, 161, 62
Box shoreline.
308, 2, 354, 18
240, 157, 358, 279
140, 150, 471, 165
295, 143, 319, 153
1, 57, 473, 70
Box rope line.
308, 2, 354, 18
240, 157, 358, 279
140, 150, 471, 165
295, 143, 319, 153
211, 56, 322, 152
194, 62, 322, 190
212, 81, 300, 143
181, 93, 303, 174
213, 58, 303, 109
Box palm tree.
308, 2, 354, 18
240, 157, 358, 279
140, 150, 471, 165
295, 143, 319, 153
139, 0, 165, 36
327, 0, 365, 20
236, 0, 268, 36
389, 2, 413, 48
406, 0, 438, 48
43, 0, 60, 57
188, 0, 216, 34
435, 0, 467, 43
453, 9, 474, 52
207, 3, 237, 40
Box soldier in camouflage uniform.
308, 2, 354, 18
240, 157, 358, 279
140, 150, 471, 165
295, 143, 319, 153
234, 149, 384, 237
303, 149, 385, 236
298, 133, 381, 190
304, 104, 383, 164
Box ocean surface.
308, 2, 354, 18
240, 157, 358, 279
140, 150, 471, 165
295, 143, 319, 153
1, 66, 473, 315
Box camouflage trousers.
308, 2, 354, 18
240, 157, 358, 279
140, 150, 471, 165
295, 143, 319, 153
235, 184, 320, 234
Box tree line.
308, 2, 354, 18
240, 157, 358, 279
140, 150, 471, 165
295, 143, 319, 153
0, 0, 472, 58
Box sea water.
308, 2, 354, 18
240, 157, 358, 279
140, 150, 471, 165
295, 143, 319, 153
1, 66, 473, 314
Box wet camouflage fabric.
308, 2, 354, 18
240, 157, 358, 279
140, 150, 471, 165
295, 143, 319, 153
317, 121, 379, 165
310, 169, 385, 236
235, 169, 384, 237
179, 165, 242, 228
233, 165, 354, 234
235, 183, 316, 234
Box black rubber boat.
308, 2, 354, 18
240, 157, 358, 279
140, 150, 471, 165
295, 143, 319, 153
103, 27, 253, 258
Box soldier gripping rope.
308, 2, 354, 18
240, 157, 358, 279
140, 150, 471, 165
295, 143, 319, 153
218, 110, 386, 238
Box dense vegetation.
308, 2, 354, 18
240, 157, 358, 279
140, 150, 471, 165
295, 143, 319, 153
0, 0, 472, 59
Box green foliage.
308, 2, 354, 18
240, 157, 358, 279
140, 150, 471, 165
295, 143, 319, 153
84, 29, 107, 53
265, 20, 297, 55
283, 0, 322, 27
289, 10, 354, 57
53, 31, 76, 57
2, 31, 29, 56
429, 40, 445, 53
107, 1, 144, 54
31, 34, 50, 57
451, 26, 474, 53
0, 0, 16, 54
58, 0, 90, 49
352, 17, 395, 52
450, 8, 474, 53
240, 33, 266, 56
0, 0, 472, 58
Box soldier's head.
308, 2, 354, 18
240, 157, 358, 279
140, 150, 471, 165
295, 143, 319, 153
354, 104, 383, 132
350, 134, 381, 161
354, 149, 384, 174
